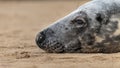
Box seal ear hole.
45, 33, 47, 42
96, 13, 103, 23
65, 28, 68, 30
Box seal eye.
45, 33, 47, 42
72, 18, 87, 28
73, 19, 84, 25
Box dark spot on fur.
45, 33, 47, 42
96, 13, 103, 23
65, 28, 68, 30
96, 19, 118, 37
112, 35, 120, 41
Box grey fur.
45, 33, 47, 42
36, 0, 120, 53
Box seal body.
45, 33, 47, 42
36, 0, 120, 53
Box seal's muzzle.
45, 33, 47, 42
35, 31, 46, 49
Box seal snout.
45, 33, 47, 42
35, 31, 46, 49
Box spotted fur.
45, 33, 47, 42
36, 0, 120, 53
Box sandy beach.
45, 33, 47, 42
0, 0, 120, 68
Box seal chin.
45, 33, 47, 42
64, 41, 82, 53
45, 42, 65, 53
45, 41, 82, 53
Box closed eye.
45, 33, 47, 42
71, 19, 87, 28
73, 19, 84, 25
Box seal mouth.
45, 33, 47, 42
45, 41, 65, 53
36, 31, 82, 53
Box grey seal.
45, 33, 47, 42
36, 0, 120, 53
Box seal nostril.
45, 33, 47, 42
35, 31, 46, 49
